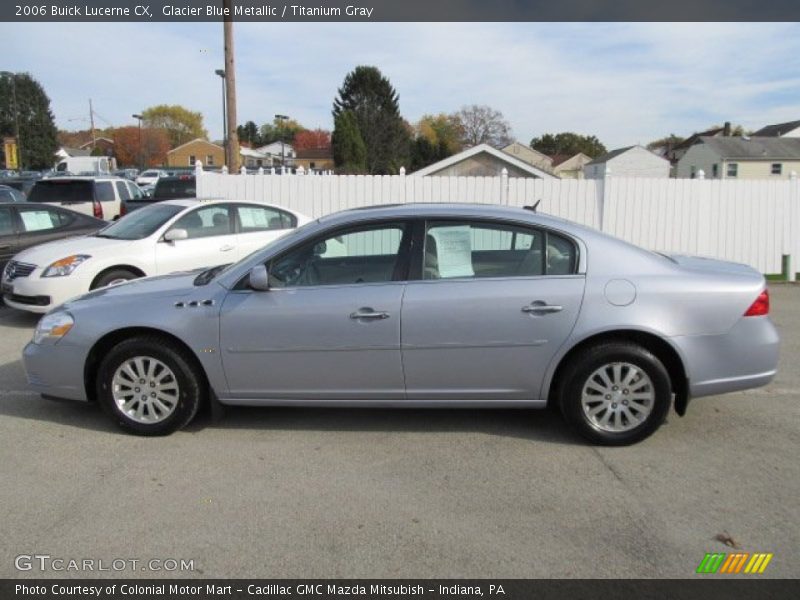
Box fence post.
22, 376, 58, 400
697, 169, 705, 180
240, 165, 247, 175
598, 166, 611, 231
501, 168, 509, 205
270, 167, 276, 175
297, 166, 305, 175
399, 166, 406, 204
257, 166, 264, 175
221, 165, 228, 175
194, 159, 203, 177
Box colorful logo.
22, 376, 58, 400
696, 552, 773, 574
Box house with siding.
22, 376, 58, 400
753, 120, 800, 138
584, 146, 670, 179
675, 136, 800, 179
501, 142, 554, 172
551, 153, 592, 179
166, 139, 224, 168
412, 144, 555, 178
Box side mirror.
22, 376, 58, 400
249, 265, 270, 291
164, 228, 188, 243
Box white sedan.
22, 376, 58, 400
2, 199, 310, 313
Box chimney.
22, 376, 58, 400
723, 121, 732, 137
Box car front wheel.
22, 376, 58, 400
558, 342, 672, 445
96, 336, 204, 435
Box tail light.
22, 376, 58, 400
744, 289, 769, 317
93, 200, 103, 220
119, 202, 127, 217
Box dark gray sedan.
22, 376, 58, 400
22, 203, 779, 444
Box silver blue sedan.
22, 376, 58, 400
23, 203, 779, 444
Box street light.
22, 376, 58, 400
1, 71, 21, 171
215, 69, 227, 167
132, 113, 143, 169
275, 114, 289, 167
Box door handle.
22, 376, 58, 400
219, 245, 235, 252
522, 303, 563, 315
350, 308, 390, 320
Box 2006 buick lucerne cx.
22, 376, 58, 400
23, 203, 779, 445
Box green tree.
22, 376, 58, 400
416, 113, 464, 154
332, 66, 410, 174
259, 117, 305, 146
237, 120, 260, 146
332, 110, 366, 173
0, 72, 59, 170
141, 104, 207, 148
530, 132, 607, 158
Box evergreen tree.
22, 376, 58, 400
332, 66, 410, 174
332, 111, 367, 173
0, 72, 59, 170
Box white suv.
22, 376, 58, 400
26, 176, 144, 221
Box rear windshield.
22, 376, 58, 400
153, 178, 196, 199
28, 180, 94, 203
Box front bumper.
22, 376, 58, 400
672, 316, 780, 398
2, 270, 93, 314
23, 340, 89, 402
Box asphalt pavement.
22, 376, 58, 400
0, 287, 798, 579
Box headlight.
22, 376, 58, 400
42, 255, 91, 277
33, 312, 74, 345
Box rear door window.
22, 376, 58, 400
235, 204, 296, 232
95, 181, 115, 202
115, 181, 131, 201
0, 206, 14, 236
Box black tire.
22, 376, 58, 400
91, 268, 139, 290
96, 336, 205, 435
557, 342, 672, 446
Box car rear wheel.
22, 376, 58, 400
96, 336, 204, 435
91, 268, 139, 289
558, 342, 672, 445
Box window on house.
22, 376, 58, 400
310, 162, 316, 169
727, 163, 738, 178
771, 163, 782, 175
206, 155, 214, 166
712, 164, 719, 178
188, 155, 196, 166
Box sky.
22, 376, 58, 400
5, 21, 800, 149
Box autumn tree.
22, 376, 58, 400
332, 66, 410, 174
332, 111, 366, 173
530, 132, 607, 158
294, 128, 331, 151
112, 126, 170, 167
416, 113, 464, 154
454, 104, 512, 148
0, 72, 59, 169
141, 104, 207, 148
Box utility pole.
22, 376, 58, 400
2, 71, 21, 170
89, 98, 96, 151
223, 0, 239, 171
132, 114, 143, 169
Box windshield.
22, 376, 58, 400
97, 203, 185, 240
154, 178, 196, 199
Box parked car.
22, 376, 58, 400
0, 185, 26, 203
26, 176, 138, 221
0, 202, 105, 273
136, 169, 167, 188
2, 177, 37, 197
3, 199, 308, 314
114, 169, 139, 181
20, 203, 778, 443
123, 175, 196, 213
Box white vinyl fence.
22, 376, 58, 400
195, 163, 800, 276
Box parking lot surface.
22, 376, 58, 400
1, 286, 798, 579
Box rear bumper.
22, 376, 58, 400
672, 316, 780, 398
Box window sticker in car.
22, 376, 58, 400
239, 207, 270, 228
429, 226, 475, 278
20, 211, 56, 232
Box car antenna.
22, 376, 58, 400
523, 200, 541, 213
